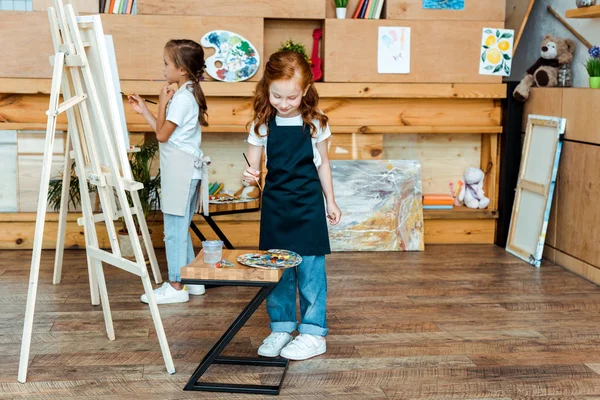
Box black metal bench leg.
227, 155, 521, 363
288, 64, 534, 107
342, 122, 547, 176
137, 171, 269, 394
202, 214, 235, 249
184, 283, 289, 395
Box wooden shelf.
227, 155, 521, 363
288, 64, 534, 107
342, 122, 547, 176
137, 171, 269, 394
0, 79, 507, 99
566, 5, 600, 18
423, 206, 498, 220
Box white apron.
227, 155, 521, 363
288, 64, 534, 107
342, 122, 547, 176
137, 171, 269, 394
159, 141, 210, 216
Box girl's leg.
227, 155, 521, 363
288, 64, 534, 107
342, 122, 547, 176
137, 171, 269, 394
164, 179, 200, 284
266, 267, 298, 333
296, 255, 328, 336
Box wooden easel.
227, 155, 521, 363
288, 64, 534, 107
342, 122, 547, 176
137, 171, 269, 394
18, 0, 174, 383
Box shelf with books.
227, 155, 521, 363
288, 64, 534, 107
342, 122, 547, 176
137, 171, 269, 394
327, 0, 387, 19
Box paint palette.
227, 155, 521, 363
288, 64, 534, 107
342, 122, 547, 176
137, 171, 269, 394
237, 250, 302, 270
200, 30, 260, 82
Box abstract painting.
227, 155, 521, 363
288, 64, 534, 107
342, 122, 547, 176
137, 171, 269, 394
378, 27, 411, 74
423, 0, 465, 10
328, 160, 424, 252
201, 30, 260, 82
479, 28, 514, 76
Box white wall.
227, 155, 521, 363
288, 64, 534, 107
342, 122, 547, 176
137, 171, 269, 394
510, 0, 600, 87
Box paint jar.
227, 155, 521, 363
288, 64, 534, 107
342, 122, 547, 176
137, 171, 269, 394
202, 240, 223, 265
558, 64, 572, 87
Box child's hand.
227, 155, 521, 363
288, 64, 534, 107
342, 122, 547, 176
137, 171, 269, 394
159, 83, 175, 105
326, 200, 341, 225
127, 94, 148, 115
242, 167, 260, 186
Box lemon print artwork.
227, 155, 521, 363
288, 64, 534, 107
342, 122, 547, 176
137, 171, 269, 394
480, 28, 514, 76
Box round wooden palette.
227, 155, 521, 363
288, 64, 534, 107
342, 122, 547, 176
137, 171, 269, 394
236, 249, 302, 270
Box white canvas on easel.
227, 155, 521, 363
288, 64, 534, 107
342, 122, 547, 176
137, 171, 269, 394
18, 0, 174, 383
506, 114, 565, 267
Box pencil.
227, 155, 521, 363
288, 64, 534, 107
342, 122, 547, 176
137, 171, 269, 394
120, 91, 157, 105
243, 153, 263, 191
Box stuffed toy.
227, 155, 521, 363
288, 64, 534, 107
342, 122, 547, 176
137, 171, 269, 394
458, 167, 490, 209
513, 34, 575, 102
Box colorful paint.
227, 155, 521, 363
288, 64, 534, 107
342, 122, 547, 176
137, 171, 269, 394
201, 30, 260, 82
237, 250, 302, 269
328, 160, 424, 252
423, 0, 465, 10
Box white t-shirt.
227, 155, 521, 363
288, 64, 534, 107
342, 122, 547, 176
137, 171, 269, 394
247, 115, 331, 168
166, 81, 203, 179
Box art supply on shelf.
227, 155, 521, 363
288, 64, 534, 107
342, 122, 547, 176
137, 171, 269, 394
202, 240, 224, 264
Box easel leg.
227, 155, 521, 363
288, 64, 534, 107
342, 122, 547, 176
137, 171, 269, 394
131, 190, 162, 284
141, 274, 176, 374
18, 52, 65, 383
52, 131, 70, 285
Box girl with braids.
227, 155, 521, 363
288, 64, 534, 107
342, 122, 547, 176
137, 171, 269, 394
128, 39, 208, 304
243, 50, 341, 360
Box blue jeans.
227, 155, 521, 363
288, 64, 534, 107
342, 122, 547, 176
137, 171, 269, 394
266, 255, 328, 337
163, 179, 200, 282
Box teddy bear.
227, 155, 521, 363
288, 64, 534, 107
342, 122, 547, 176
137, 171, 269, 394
513, 34, 575, 102
458, 167, 490, 209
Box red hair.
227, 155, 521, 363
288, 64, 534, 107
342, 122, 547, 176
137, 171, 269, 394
251, 50, 328, 137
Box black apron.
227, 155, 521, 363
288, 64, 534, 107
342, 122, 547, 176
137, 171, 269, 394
259, 119, 331, 256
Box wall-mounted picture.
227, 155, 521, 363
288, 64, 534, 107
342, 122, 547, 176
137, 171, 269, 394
201, 30, 260, 82
479, 28, 514, 76
423, 0, 465, 10
378, 26, 411, 74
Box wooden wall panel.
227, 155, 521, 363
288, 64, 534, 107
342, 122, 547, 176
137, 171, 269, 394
386, 0, 505, 21
137, 0, 325, 19
505, 0, 536, 50
264, 19, 322, 64
562, 89, 600, 145
0, 215, 493, 249
522, 88, 563, 132
329, 133, 383, 160
555, 141, 600, 268
0, 95, 501, 130
424, 219, 496, 244
0, 13, 264, 82
33, 0, 98, 13
0, 131, 18, 212
324, 19, 504, 83
383, 134, 480, 194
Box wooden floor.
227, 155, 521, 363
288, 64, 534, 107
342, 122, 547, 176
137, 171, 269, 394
4, 246, 600, 399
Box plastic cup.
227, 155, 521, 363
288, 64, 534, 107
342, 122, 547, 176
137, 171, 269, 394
202, 240, 223, 264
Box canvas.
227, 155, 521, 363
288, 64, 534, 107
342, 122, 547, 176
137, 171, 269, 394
423, 0, 465, 10
328, 160, 424, 251
479, 27, 514, 77
378, 27, 411, 74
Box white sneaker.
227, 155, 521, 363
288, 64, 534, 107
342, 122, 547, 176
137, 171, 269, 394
140, 282, 189, 304
257, 332, 293, 357
280, 334, 326, 361
186, 284, 206, 296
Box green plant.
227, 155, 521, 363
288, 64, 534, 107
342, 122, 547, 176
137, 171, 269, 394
335, 0, 348, 7
277, 39, 310, 62
586, 45, 600, 77
48, 136, 161, 233
585, 58, 600, 77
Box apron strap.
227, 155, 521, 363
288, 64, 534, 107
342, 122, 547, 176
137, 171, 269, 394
197, 156, 211, 216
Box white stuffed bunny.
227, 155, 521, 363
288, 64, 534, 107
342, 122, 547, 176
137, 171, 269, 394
458, 167, 490, 209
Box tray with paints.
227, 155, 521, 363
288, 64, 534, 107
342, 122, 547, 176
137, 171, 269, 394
236, 249, 302, 270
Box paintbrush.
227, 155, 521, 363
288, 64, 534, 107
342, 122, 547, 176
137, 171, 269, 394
243, 153, 263, 191
120, 92, 157, 105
